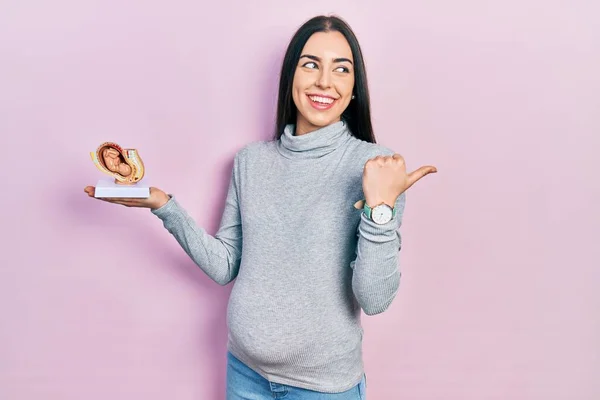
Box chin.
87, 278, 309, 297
301, 111, 341, 128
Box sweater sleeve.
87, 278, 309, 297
150, 155, 243, 286
350, 191, 406, 315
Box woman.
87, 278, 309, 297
85, 14, 435, 399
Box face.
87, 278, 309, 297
292, 31, 355, 135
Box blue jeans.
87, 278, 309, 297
226, 351, 367, 399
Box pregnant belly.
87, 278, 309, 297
226, 278, 362, 367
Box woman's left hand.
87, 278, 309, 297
362, 154, 437, 208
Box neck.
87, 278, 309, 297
276, 120, 351, 160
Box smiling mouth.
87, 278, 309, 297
307, 94, 337, 110
308, 95, 335, 104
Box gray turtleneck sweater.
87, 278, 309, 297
151, 121, 406, 393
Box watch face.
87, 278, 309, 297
372, 204, 393, 224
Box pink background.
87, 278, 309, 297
1, 1, 599, 399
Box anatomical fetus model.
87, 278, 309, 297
90, 142, 145, 185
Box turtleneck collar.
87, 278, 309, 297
276, 120, 352, 160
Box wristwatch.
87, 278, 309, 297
363, 202, 396, 224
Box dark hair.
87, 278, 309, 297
273, 15, 376, 143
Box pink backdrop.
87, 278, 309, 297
1, 1, 599, 399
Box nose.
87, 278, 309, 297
316, 68, 331, 89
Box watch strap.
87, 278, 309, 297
363, 202, 372, 219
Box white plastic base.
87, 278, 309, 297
94, 179, 150, 198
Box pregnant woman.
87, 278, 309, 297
85, 14, 436, 399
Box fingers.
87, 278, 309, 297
354, 199, 365, 209
407, 165, 437, 188
84, 187, 147, 207
367, 154, 406, 169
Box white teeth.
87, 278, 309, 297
309, 95, 334, 104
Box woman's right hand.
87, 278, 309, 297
84, 186, 170, 210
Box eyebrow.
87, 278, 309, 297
300, 54, 353, 64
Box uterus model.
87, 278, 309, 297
90, 142, 150, 198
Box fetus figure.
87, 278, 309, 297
102, 147, 132, 177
